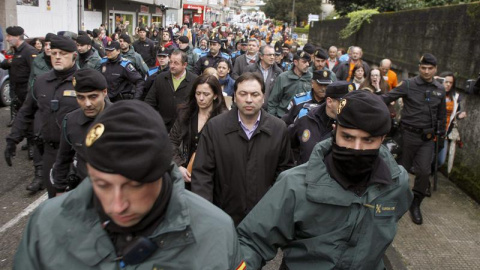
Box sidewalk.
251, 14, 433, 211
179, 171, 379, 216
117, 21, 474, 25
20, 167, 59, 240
386, 172, 480, 270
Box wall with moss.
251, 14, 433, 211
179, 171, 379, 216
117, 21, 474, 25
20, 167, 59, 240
309, 3, 480, 202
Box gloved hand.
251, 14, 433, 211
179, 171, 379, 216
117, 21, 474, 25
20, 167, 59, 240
5, 141, 16, 166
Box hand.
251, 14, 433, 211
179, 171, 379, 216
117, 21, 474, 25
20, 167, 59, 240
458, 111, 467, 119
178, 166, 192, 183
4, 142, 16, 166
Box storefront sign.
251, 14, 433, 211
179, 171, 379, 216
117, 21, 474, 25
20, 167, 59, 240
140, 5, 149, 13
183, 4, 204, 11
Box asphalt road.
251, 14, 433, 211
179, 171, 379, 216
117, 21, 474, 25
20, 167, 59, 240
0, 105, 47, 269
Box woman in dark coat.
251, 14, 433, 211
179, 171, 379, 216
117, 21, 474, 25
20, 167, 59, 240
169, 74, 227, 189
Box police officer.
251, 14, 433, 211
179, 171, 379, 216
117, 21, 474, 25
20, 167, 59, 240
282, 69, 334, 126
177, 35, 197, 72
14, 100, 244, 269
119, 33, 149, 78
382, 53, 446, 225
75, 34, 102, 71
309, 48, 337, 82
289, 81, 352, 164
237, 90, 413, 269
268, 50, 313, 118
5, 35, 80, 198
132, 27, 156, 68
193, 36, 231, 75
231, 37, 248, 65
51, 69, 110, 195
101, 40, 144, 101
143, 47, 171, 100
1, 26, 38, 127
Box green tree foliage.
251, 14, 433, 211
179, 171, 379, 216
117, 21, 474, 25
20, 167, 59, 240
339, 9, 379, 39
330, 0, 476, 16
262, 0, 323, 24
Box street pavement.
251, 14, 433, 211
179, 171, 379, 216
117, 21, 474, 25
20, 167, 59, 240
0, 105, 479, 269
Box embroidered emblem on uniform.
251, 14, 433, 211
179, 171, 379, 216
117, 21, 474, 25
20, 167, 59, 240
72, 77, 76, 87
348, 84, 354, 92
236, 261, 246, 270
86, 123, 105, 147
32, 54, 37, 58
337, 99, 347, 114
300, 52, 305, 58
204, 60, 209, 66
102, 66, 106, 73
323, 70, 328, 77
302, 129, 311, 142
127, 63, 135, 72
374, 202, 397, 217
63, 90, 76, 97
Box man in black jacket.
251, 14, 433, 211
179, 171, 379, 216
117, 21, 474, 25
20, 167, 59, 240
133, 27, 156, 68
192, 72, 294, 226
145, 49, 198, 132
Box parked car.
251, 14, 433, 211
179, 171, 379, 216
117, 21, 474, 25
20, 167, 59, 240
0, 52, 11, 107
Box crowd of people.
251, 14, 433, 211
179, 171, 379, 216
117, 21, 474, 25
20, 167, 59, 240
0, 21, 468, 269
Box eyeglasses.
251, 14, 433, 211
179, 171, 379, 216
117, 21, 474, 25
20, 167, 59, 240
263, 54, 275, 57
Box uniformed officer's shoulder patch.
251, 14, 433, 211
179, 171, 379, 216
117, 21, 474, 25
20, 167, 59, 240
221, 52, 231, 60
295, 92, 308, 98
120, 58, 131, 67
148, 67, 159, 76
204, 60, 209, 66
348, 84, 355, 92
100, 57, 108, 64
200, 52, 208, 57
126, 63, 136, 72
63, 90, 76, 97
374, 201, 397, 217
337, 98, 347, 114
301, 129, 311, 142
86, 123, 105, 147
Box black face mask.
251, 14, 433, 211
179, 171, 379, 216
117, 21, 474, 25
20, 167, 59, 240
331, 143, 379, 183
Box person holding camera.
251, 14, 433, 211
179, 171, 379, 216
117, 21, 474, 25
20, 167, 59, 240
382, 53, 446, 225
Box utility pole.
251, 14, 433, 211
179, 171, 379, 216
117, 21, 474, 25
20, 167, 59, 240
291, 0, 295, 27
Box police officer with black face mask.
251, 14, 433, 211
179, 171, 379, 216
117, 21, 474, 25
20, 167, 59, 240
237, 90, 413, 270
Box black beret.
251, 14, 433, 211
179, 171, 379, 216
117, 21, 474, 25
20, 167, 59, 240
295, 50, 311, 62
313, 48, 328, 59
178, 36, 189, 44
119, 33, 131, 44
302, 43, 316, 55
419, 53, 437, 66
76, 35, 91, 46
157, 46, 171, 56
85, 100, 172, 183
6, 26, 24, 36
72, 69, 107, 93
44, 33, 55, 42
50, 35, 77, 52
336, 90, 391, 136
313, 70, 333, 85
105, 40, 120, 51
326, 81, 353, 99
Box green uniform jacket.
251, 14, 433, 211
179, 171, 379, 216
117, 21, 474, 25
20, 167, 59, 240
14, 165, 244, 270
122, 46, 149, 77
237, 139, 413, 270
28, 52, 51, 91
267, 70, 312, 118
77, 50, 102, 72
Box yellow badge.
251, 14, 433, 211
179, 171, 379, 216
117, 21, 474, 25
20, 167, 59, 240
204, 60, 209, 66
32, 54, 37, 58
348, 84, 354, 92
72, 77, 76, 87
301, 129, 311, 142
323, 70, 328, 77
337, 99, 347, 114
86, 123, 105, 147
63, 90, 76, 97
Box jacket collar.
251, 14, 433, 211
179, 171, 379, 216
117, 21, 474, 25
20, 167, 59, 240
304, 138, 401, 206
224, 107, 274, 139
76, 100, 112, 126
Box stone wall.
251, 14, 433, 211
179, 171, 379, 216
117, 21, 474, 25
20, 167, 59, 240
309, 3, 480, 201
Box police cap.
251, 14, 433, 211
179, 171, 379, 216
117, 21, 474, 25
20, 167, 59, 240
295, 50, 311, 62
119, 33, 131, 44
210, 36, 222, 44
105, 40, 120, 51
313, 48, 328, 60
6, 26, 24, 36
326, 81, 352, 99
274, 46, 282, 55
85, 100, 172, 183
281, 42, 291, 49
73, 69, 107, 93
302, 43, 316, 55
50, 35, 77, 52
419, 53, 437, 66
313, 70, 333, 85
76, 35, 91, 46
157, 46, 171, 56
336, 90, 391, 136
240, 38, 248, 45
